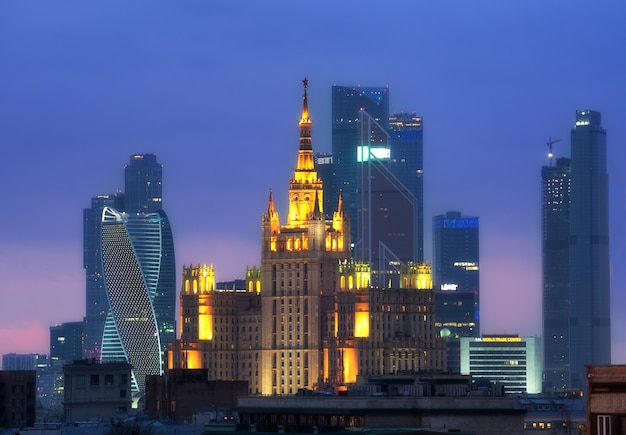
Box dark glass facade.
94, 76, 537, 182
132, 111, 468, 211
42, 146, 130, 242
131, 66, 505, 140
83, 193, 124, 360
124, 153, 163, 214
50, 322, 84, 364
541, 157, 571, 393
332, 85, 389, 245
356, 111, 416, 287
568, 110, 610, 390
83, 154, 175, 384
389, 113, 424, 262
432, 211, 479, 372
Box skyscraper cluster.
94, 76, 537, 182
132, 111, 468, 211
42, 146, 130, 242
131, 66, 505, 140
83, 154, 176, 395
542, 110, 611, 392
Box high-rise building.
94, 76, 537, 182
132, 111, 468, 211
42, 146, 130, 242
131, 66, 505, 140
568, 110, 610, 390
169, 80, 445, 395
432, 212, 479, 373
432, 212, 480, 336
332, 85, 389, 245
460, 335, 542, 394
389, 112, 424, 262
83, 193, 124, 360
100, 207, 175, 394
50, 322, 84, 365
356, 110, 417, 287
83, 154, 175, 396
541, 157, 571, 393
124, 153, 163, 214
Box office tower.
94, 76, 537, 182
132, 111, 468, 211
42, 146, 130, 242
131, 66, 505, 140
124, 153, 163, 214
568, 110, 610, 390
541, 157, 571, 393
432, 212, 480, 335
389, 113, 424, 262
83, 193, 124, 360
356, 110, 417, 287
332, 85, 389, 245
83, 153, 175, 396
460, 335, 542, 394
100, 207, 175, 394
2, 353, 48, 371
50, 322, 84, 364
432, 212, 479, 373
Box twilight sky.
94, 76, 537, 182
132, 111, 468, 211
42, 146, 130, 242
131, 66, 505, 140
1, 1, 625, 368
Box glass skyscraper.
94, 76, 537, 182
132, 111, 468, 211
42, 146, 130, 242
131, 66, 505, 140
389, 112, 424, 262
356, 110, 417, 287
568, 110, 610, 390
332, 85, 389, 245
432, 211, 479, 372
541, 157, 571, 392
83, 154, 175, 395
542, 110, 610, 392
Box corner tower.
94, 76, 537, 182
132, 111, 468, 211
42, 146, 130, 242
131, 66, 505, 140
260, 79, 351, 395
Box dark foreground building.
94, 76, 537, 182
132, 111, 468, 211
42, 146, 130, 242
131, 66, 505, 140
145, 369, 248, 424
0, 370, 36, 429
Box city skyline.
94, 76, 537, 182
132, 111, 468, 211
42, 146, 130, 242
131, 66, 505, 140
1, 2, 626, 368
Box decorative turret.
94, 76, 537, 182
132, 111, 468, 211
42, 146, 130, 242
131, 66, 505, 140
400, 262, 433, 290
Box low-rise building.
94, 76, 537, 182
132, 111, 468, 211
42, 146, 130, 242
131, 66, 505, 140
587, 365, 626, 435
63, 359, 132, 423
0, 370, 36, 429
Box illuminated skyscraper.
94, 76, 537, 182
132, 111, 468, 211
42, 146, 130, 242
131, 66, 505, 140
432, 212, 479, 373
50, 322, 84, 364
568, 110, 610, 390
83, 193, 124, 360
100, 207, 175, 394
332, 85, 389, 245
83, 154, 175, 395
541, 157, 571, 392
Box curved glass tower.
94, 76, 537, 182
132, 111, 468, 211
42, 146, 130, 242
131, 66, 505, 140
100, 207, 175, 394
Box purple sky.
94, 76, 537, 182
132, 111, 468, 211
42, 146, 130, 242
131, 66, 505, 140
1, 1, 625, 368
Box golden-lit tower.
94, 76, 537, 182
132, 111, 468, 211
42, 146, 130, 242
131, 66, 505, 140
287, 78, 324, 228
260, 79, 351, 395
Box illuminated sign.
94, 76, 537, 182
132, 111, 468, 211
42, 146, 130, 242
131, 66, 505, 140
440, 283, 458, 291
479, 337, 522, 343
357, 146, 390, 162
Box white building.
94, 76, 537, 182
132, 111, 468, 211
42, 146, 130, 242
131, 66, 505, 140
460, 335, 541, 394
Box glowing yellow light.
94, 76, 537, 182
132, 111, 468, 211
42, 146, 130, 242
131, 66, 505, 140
343, 348, 358, 383
354, 311, 369, 338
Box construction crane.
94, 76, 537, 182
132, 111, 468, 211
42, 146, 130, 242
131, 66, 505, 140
547, 137, 561, 167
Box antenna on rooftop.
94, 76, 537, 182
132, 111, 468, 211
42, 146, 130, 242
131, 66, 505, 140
547, 137, 561, 167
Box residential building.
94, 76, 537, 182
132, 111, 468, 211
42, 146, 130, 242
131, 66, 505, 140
460, 335, 542, 395
568, 110, 610, 390
587, 365, 626, 435
0, 370, 36, 429
169, 80, 444, 395
63, 359, 132, 423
